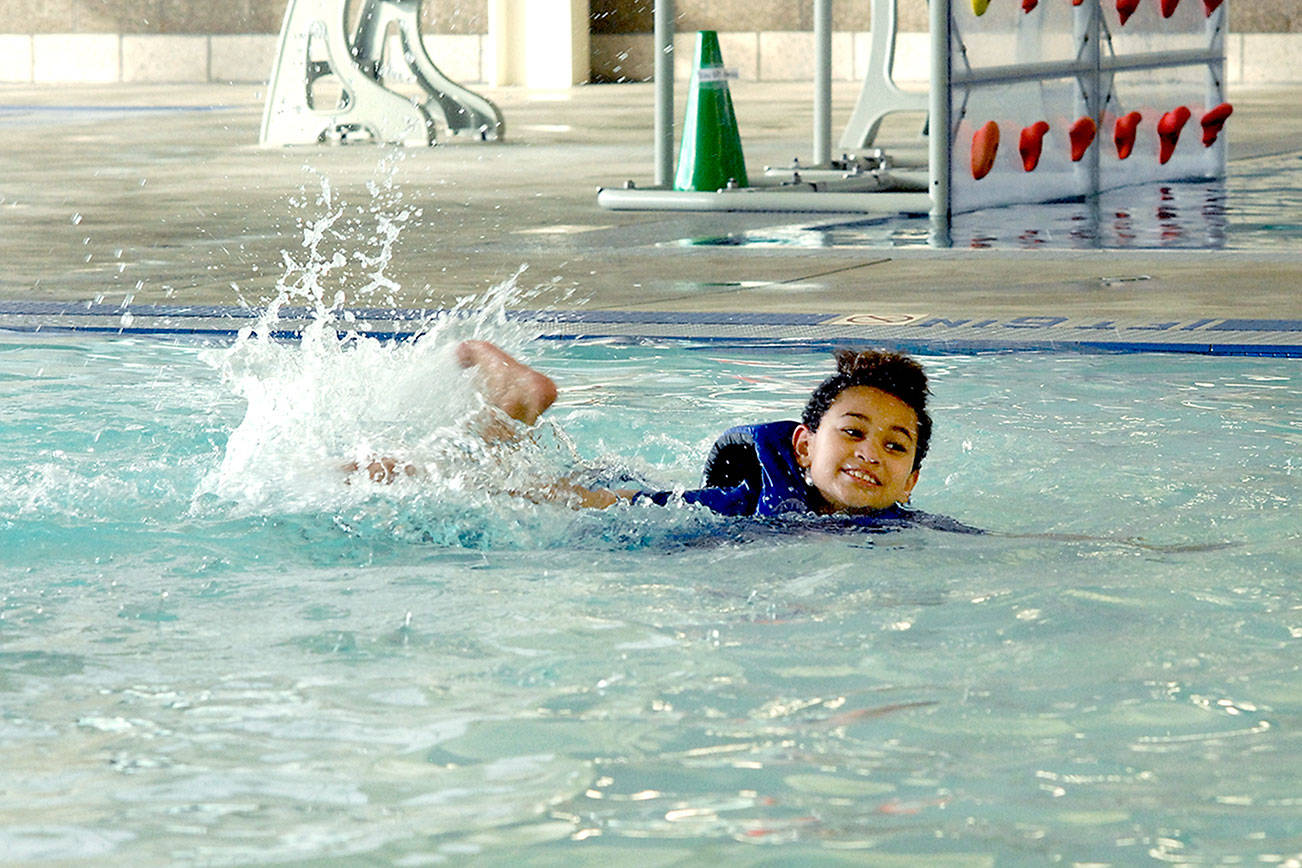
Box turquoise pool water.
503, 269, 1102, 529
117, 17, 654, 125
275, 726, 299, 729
2, 316, 1299, 863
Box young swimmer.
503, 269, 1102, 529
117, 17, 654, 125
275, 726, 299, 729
435, 340, 976, 532
352, 342, 1245, 548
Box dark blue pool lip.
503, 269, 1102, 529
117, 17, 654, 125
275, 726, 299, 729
2, 300, 1300, 357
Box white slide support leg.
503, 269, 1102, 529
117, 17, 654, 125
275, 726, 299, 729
840, 0, 929, 151
260, 0, 435, 146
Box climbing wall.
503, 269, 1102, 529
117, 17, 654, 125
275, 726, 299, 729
940, 0, 1230, 215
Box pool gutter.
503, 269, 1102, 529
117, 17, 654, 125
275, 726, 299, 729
2, 301, 1300, 357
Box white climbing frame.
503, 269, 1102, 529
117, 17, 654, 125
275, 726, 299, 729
929, 0, 1229, 235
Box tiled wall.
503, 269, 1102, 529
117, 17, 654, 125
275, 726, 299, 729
0, 0, 485, 34
5, 0, 1295, 34
0, 32, 489, 83
1, 0, 1299, 84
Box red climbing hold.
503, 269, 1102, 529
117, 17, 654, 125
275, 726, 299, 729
1200, 102, 1233, 146
1160, 0, 1180, 17
1114, 111, 1142, 160
1157, 106, 1192, 164
971, 121, 1000, 180
1203, 0, 1224, 15
1069, 117, 1097, 162
1023, 0, 1039, 11
1018, 121, 1050, 172
1117, 0, 1140, 25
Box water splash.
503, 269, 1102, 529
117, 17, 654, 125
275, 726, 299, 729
254, 156, 420, 339
193, 159, 728, 551
197, 158, 575, 527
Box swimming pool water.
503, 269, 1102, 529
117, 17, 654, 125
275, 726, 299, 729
2, 323, 1299, 863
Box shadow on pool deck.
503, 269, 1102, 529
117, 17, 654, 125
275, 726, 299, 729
0, 81, 1299, 339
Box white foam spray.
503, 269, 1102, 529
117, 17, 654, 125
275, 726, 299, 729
197, 157, 574, 524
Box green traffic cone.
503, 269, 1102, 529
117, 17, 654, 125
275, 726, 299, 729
674, 31, 748, 192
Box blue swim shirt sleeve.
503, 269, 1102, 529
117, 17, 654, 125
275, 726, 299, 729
632, 482, 758, 517
632, 488, 981, 532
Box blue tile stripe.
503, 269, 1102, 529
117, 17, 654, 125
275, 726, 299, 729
2, 300, 1300, 357
1209, 319, 1302, 332
520, 310, 831, 325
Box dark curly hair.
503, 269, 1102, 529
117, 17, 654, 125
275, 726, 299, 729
801, 349, 932, 472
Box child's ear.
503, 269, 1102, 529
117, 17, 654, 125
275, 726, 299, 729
792, 424, 813, 469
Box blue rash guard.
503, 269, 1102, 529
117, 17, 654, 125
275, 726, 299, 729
635, 421, 980, 533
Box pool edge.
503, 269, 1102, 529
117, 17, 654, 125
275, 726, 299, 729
3, 301, 1300, 357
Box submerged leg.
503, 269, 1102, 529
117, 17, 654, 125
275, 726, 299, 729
456, 340, 557, 427
350, 340, 625, 507
343, 341, 558, 484
456, 340, 630, 508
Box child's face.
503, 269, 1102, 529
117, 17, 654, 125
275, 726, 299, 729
792, 386, 921, 513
